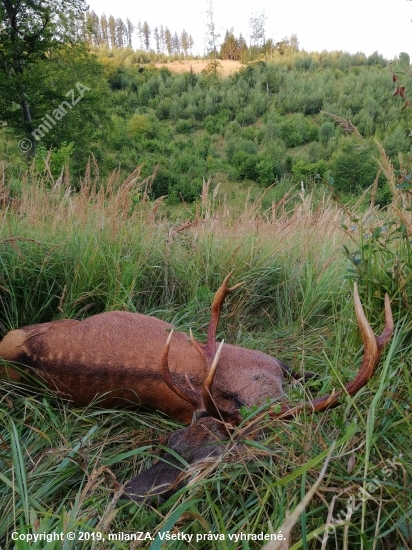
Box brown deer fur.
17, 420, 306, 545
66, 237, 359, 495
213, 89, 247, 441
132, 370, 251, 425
0, 312, 299, 423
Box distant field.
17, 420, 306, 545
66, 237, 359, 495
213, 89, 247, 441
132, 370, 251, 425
154, 58, 243, 76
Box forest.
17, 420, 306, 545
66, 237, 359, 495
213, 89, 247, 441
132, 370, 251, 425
0, 2, 411, 549
1, 5, 411, 207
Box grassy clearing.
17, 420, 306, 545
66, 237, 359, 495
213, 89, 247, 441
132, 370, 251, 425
0, 159, 411, 549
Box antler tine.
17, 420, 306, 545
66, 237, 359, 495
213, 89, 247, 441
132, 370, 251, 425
377, 292, 394, 348
189, 328, 204, 357
162, 333, 241, 424
161, 330, 202, 407
269, 284, 394, 420
202, 340, 243, 424
205, 270, 244, 358
189, 271, 243, 371
202, 339, 224, 418
187, 272, 243, 424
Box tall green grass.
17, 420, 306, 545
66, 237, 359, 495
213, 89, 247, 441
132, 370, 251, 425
0, 160, 410, 549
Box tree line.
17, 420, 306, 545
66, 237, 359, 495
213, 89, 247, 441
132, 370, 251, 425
82, 8, 298, 62
220, 29, 299, 61
83, 11, 195, 56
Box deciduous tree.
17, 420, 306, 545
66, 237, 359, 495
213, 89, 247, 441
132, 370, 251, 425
181, 29, 189, 57
108, 14, 116, 48
249, 11, 266, 59
0, 0, 88, 153
164, 27, 172, 55
100, 14, 109, 46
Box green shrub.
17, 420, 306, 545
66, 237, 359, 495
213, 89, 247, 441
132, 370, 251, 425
292, 159, 328, 183
330, 140, 385, 194
175, 118, 194, 134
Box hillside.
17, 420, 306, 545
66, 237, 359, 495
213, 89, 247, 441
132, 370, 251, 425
2, 47, 411, 210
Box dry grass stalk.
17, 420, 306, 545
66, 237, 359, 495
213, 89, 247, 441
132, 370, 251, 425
0, 162, 354, 269
375, 140, 412, 236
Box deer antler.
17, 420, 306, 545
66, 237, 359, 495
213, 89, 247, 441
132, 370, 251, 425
190, 271, 243, 366
269, 283, 394, 420
161, 330, 200, 407
163, 280, 392, 428
161, 331, 242, 424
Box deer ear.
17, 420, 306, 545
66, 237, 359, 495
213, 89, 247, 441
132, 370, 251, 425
124, 457, 185, 504
124, 418, 230, 504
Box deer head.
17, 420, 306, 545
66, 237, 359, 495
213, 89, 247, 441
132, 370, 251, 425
124, 279, 393, 503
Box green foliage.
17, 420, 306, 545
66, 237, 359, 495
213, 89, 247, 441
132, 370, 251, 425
330, 140, 385, 195
291, 159, 328, 183
341, 153, 412, 314
319, 121, 335, 143
34, 142, 75, 179
231, 150, 258, 180
128, 113, 151, 136
1, 38, 411, 203
278, 113, 319, 148
398, 52, 410, 70
175, 118, 194, 134
382, 125, 410, 158
255, 155, 283, 185
0, 0, 89, 145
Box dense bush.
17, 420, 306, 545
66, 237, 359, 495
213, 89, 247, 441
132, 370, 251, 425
2, 48, 410, 204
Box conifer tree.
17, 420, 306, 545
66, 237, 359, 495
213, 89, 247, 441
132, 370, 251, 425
172, 31, 180, 54
154, 27, 160, 53
221, 28, 240, 60
160, 24, 165, 53
142, 21, 150, 50
126, 17, 134, 48
115, 18, 125, 48
188, 34, 194, 55
238, 33, 248, 62
204, 0, 221, 79
86, 10, 101, 45
136, 20, 144, 49
84, 10, 93, 43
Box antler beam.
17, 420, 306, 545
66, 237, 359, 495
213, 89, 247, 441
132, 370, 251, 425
269, 283, 394, 420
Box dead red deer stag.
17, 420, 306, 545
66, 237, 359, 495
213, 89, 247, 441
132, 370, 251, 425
0, 272, 314, 423
0, 273, 393, 502
124, 279, 393, 502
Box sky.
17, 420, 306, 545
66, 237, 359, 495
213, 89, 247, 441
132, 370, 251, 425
87, 0, 412, 60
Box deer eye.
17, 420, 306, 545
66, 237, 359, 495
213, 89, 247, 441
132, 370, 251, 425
233, 396, 244, 409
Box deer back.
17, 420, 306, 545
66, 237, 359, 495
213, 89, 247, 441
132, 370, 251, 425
0, 311, 286, 423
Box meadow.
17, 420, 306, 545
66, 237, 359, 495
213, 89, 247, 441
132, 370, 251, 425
0, 147, 411, 550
